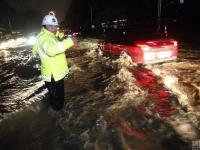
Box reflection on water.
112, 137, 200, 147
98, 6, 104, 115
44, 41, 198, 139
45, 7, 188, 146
56, 49, 191, 149
0, 46, 42, 119
1, 39, 199, 149
133, 67, 177, 117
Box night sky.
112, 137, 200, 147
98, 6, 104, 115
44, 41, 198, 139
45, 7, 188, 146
1, 0, 72, 20
0, 0, 199, 32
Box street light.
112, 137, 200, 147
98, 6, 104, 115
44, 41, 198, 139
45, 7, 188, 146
90, 7, 95, 29
157, 0, 162, 31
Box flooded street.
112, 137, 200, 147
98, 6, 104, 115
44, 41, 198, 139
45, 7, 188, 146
0, 101, 70, 150
0, 37, 200, 149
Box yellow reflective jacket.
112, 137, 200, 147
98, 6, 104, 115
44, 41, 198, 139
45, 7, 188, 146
32, 28, 74, 82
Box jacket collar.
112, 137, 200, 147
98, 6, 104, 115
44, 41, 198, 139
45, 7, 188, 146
41, 27, 55, 36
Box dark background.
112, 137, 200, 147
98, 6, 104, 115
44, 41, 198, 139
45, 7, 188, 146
0, 0, 199, 33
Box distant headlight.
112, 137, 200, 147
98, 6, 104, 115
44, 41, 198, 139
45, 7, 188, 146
66, 34, 72, 38
28, 36, 36, 45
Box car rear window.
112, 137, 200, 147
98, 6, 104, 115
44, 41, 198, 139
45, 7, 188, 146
105, 29, 166, 45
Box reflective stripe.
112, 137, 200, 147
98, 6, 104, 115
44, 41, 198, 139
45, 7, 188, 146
41, 74, 51, 81
37, 41, 48, 58
58, 42, 64, 52
42, 39, 64, 53
38, 48, 48, 58
57, 70, 69, 78
39, 49, 48, 58
42, 45, 48, 53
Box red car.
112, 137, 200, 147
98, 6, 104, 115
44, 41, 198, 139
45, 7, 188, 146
99, 29, 178, 64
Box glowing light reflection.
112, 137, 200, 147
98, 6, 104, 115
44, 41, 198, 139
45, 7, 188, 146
152, 68, 161, 76
163, 75, 178, 88
0, 36, 36, 49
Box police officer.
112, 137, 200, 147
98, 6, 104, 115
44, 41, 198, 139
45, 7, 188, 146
32, 12, 74, 110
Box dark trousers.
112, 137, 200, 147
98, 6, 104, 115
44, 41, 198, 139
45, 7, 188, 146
45, 78, 64, 111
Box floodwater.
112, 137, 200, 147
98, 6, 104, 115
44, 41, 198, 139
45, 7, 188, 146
0, 37, 200, 150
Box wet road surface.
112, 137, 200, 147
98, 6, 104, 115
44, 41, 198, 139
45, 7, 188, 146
0, 37, 200, 149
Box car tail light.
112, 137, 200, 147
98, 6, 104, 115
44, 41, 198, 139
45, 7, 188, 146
173, 41, 178, 47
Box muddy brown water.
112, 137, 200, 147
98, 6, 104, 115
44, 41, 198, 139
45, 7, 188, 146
0, 39, 199, 149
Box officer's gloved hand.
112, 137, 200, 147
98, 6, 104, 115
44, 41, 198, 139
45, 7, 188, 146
56, 32, 65, 41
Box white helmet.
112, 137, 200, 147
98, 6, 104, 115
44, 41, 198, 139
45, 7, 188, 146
42, 15, 58, 26
48, 11, 56, 16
